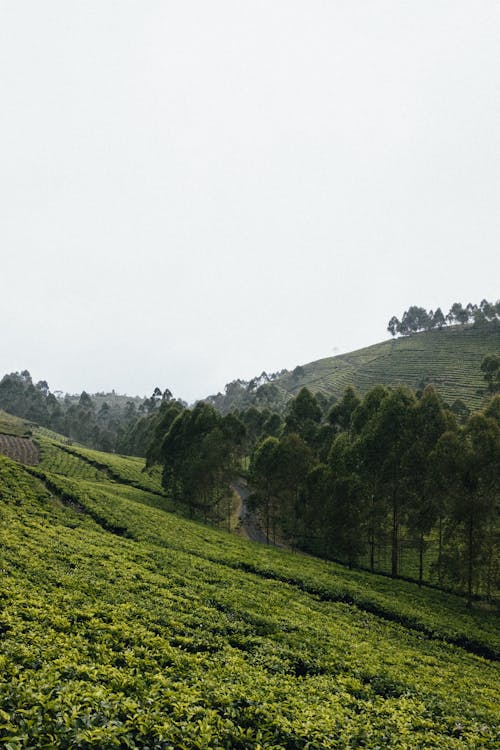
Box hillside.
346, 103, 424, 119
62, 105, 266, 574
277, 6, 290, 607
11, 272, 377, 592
0, 427, 499, 746
210, 323, 500, 413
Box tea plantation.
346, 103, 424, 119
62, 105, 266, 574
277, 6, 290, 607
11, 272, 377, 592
216, 324, 500, 413
0, 436, 499, 748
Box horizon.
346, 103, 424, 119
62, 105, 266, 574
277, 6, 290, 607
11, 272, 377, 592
5, 310, 498, 404
2, 2, 499, 403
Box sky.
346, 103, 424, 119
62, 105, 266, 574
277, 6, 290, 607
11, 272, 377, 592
1, 1, 499, 403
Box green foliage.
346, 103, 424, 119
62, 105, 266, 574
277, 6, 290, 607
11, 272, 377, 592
481, 353, 500, 393
157, 402, 245, 521
246, 383, 499, 600
209, 323, 500, 414
0, 451, 499, 747
0, 371, 179, 455
0, 409, 31, 437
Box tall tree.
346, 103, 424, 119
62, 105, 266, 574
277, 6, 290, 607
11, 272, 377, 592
249, 436, 281, 543
284, 387, 322, 447
432, 413, 500, 606
403, 386, 450, 585
480, 354, 500, 394
328, 386, 360, 434
328, 433, 367, 568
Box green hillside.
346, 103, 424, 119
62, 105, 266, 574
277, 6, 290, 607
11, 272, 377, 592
0, 429, 499, 747
0, 409, 32, 437
213, 323, 500, 413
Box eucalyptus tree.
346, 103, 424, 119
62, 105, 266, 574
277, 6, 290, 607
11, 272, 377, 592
249, 436, 281, 543
328, 432, 367, 568
303, 463, 333, 556
432, 412, 500, 605
328, 386, 361, 434
402, 386, 450, 585
273, 433, 314, 548
480, 354, 500, 394
284, 387, 322, 448
159, 402, 224, 517
356, 386, 416, 577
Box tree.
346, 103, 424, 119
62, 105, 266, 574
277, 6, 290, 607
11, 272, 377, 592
387, 316, 400, 337
360, 387, 416, 577
484, 394, 500, 426
79, 391, 94, 409
401, 306, 431, 334
274, 433, 314, 548
284, 387, 322, 447
249, 436, 281, 543
480, 354, 500, 393
328, 386, 360, 434
402, 386, 449, 585
432, 414, 500, 605
328, 433, 367, 568
349, 386, 390, 572
303, 464, 333, 556
447, 302, 469, 326
432, 307, 446, 329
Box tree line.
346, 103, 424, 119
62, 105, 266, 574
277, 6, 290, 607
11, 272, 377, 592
388, 298, 500, 337
1, 358, 498, 604
0, 370, 181, 453
148, 367, 499, 605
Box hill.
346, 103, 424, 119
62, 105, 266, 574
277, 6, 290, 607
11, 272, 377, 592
209, 322, 500, 413
0, 426, 499, 746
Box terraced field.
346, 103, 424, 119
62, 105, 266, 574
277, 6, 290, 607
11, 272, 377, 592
58, 443, 165, 495
0, 409, 32, 437
0, 434, 40, 465
37, 440, 108, 482
0, 442, 498, 748
272, 324, 500, 409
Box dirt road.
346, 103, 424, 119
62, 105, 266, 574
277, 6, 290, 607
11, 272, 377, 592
230, 478, 270, 544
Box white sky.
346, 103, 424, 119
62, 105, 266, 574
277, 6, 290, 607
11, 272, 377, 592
1, 1, 499, 402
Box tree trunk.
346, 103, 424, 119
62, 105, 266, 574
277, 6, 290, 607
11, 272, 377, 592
467, 512, 473, 608
391, 493, 398, 578
418, 531, 424, 587
265, 492, 270, 545
369, 495, 375, 573
437, 515, 443, 584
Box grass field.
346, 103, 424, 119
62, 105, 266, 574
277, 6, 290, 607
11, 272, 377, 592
0, 436, 498, 748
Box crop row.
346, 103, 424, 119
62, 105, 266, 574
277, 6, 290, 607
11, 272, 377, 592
25, 462, 500, 659
59, 444, 164, 495
295, 326, 500, 407
0, 434, 40, 465
0, 456, 498, 748
37, 440, 107, 481
0, 410, 30, 437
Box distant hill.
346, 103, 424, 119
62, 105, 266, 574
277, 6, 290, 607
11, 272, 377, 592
208, 322, 500, 413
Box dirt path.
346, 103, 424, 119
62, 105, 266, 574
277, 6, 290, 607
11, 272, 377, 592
231, 478, 276, 546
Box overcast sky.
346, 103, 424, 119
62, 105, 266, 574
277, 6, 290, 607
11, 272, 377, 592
1, 1, 499, 402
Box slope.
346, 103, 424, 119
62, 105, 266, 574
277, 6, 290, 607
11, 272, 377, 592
0, 442, 499, 748
213, 323, 500, 412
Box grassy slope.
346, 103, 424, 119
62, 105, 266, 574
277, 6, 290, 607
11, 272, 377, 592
0, 441, 499, 748
271, 324, 500, 409
0, 410, 31, 437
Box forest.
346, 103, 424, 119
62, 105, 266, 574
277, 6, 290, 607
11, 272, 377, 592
0, 371, 176, 453
146, 378, 499, 606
